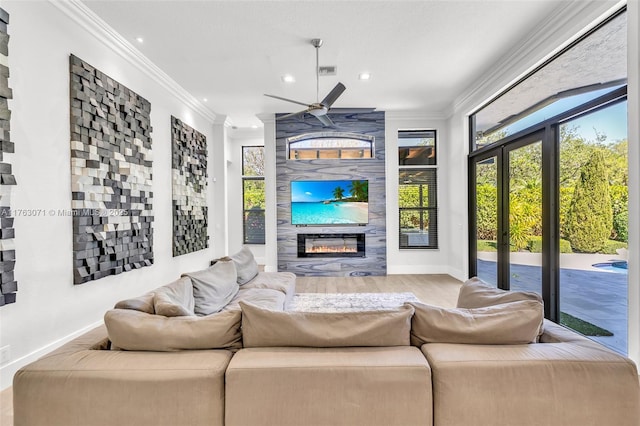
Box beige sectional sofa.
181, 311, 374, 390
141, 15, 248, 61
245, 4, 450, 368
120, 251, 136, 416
13, 259, 640, 426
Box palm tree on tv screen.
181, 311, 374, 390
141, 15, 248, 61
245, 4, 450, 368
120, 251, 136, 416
332, 186, 345, 201
348, 180, 368, 202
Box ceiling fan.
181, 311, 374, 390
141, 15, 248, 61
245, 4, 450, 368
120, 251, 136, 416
265, 38, 373, 127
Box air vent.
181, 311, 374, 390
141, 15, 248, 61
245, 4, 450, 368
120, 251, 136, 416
318, 66, 337, 76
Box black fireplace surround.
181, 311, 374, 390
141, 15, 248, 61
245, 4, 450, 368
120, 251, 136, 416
297, 233, 366, 258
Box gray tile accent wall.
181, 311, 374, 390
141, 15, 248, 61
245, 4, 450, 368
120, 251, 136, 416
276, 111, 387, 276
171, 116, 208, 256
69, 55, 153, 285
0, 8, 16, 306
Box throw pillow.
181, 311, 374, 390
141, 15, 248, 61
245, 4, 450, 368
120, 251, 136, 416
240, 301, 414, 348
153, 276, 195, 317
457, 277, 543, 308
104, 308, 242, 351
408, 300, 544, 346
182, 260, 239, 315
230, 246, 259, 285
114, 292, 155, 314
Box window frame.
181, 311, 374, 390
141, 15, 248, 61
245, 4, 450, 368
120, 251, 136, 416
398, 130, 438, 250
286, 132, 375, 160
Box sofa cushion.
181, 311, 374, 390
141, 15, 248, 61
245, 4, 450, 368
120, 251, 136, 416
240, 271, 296, 307
13, 325, 233, 426
152, 276, 195, 317
223, 288, 286, 312
182, 260, 239, 315
240, 302, 414, 348
457, 277, 542, 308
421, 340, 640, 426
104, 308, 242, 351
230, 246, 259, 285
408, 300, 543, 346
114, 292, 155, 314
225, 346, 432, 426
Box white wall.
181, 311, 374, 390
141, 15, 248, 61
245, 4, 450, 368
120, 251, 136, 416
227, 127, 266, 264
385, 112, 453, 275
0, 1, 223, 389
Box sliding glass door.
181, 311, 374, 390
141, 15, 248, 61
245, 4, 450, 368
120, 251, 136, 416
470, 100, 629, 355
470, 133, 543, 294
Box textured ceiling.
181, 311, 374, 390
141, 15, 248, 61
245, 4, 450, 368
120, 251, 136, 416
83, 0, 573, 128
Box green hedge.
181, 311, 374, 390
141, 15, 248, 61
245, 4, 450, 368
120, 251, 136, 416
599, 240, 628, 255
528, 236, 573, 253
477, 240, 497, 252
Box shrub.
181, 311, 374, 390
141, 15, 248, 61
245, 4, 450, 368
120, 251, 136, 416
477, 240, 497, 252
527, 236, 572, 253
599, 240, 628, 255
476, 184, 497, 240
610, 184, 628, 242
567, 150, 612, 253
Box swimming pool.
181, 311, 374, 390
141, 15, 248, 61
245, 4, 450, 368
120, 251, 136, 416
592, 261, 628, 274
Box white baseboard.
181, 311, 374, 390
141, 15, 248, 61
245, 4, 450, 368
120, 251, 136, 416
0, 320, 104, 391
446, 267, 467, 282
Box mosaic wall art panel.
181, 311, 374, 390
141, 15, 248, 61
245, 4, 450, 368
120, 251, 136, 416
171, 116, 208, 256
0, 8, 16, 306
69, 55, 153, 285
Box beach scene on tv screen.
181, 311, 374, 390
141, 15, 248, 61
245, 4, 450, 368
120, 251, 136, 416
291, 180, 369, 225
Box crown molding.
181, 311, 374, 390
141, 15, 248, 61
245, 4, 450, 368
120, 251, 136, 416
49, 0, 217, 123
384, 110, 447, 121
256, 113, 275, 124
447, 0, 624, 118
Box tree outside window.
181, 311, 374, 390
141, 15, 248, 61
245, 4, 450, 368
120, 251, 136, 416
242, 147, 265, 244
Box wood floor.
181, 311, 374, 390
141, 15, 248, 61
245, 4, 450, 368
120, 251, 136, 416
0, 274, 462, 425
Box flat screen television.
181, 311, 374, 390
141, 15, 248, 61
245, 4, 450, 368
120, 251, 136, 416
291, 180, 369, 225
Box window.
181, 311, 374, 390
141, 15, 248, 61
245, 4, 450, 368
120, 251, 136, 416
468, 9, 628, 355
471, 11, 626, 151
287, 132, 374, 160
242, 146, 265, 244
398, 130, 438, 249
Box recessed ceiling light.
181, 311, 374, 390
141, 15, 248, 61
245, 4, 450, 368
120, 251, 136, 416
281, 74, 295, 83
203, 98, 208, 102
359, 72, 371, 80
136, 37, 144, 44
251, 125, 258, 129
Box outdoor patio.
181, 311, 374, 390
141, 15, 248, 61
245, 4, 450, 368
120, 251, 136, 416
477, 254, 628, 355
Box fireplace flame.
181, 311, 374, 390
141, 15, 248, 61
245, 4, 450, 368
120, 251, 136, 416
307, 245, 357, 254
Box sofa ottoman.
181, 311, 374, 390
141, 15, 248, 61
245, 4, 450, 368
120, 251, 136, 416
225, 346, 433, 426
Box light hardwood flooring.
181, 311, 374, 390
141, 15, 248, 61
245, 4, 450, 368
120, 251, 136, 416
0, 274, 462, 425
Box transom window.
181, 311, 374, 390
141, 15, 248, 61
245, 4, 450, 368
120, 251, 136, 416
287, 132, 374, 160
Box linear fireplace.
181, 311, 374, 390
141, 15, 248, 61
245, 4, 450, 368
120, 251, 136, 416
297, 233, 366, 258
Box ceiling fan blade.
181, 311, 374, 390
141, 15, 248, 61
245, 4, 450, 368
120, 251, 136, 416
320, 82, 346, 108
316, 114, 334, 127
276, 110, 307, 120
264, 94, 311, 108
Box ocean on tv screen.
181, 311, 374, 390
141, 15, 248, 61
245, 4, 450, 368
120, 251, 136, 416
291, 201, 369, 225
